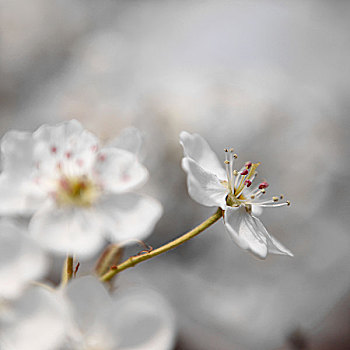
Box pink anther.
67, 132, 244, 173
258, 182, 269, 189
244, 180, 252, 187
51, 146, 57, 154
65, 151, 72, 159
241, 169, 249, 175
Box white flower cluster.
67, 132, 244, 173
0, 120, 292, 349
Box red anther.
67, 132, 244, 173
74, 262, 80, 278
241, 169, 249, 175
258, 182, 269, 189
51, 146, 57, 154
244, 180, 252, 187
245, 161, 252, 169
111, 265, 117, 270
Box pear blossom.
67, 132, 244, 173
180, 131, 293, 259
0, 120, 162, 258
0, 220, 47, 300
0, 277, 176, 350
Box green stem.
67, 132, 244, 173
100, 208, 223, 282
61, 255, 74, 286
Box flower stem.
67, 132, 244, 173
61, 255, 74, 286
100, 208, 223, 282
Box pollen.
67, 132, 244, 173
56, 176, 100, 207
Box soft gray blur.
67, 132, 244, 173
1, 1, 350, 349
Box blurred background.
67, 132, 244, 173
1, 1, 350, 349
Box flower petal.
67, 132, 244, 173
180, 131, 226, 179
65, 276, 112, 333
0, 287, 68, 350
109, 288, 176, 350
224, 206, 293, 258
0, 220, 47, 299
182, 157, 228, 209
94, 148, 148, 193
96, 193, 163, 242
107, 127, 144, 159
29, 204, 105, 258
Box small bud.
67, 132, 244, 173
95, 244, 124, 277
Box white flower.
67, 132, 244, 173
0, 220, 47, 300
180, 131, 293, 259
0, 277, 176, 350
0, 120, 162, 258
63, 276, 176, 350
0, 286, 69, 350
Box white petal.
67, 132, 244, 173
65, 276, 112, 333
224, 206, 293, 259
182, 158, 228, 209
107, 127, 144, 159
0, 130, 34, 175
96, 193, 163, 242
253, 216, 294, 257
94, 148, 148, 193
252, 205, 263, 216
29, 204, 105, 258
0, 174, 45, 215
0, 221, 47, 299
109, 288, 176, 350
0, 287, 68, 350
179, 131, 226, 179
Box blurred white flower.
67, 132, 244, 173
0, 277, 176, 350
180, 131, 293, 259
0, 286, 69, 350
0, 220, 47, 300
63, 276, 176, 350
0, 120, 162, 258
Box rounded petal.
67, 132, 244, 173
224, 206, 293, 259
182, 158, 228, 209
109, 288, 176, 350
94, 148, 148, 193
96, 193, 163, 242
65, 276, 112, 333
0, 130, 34, 175
0, 174, 45, 215
29, 204, 105, 258
0, 287, 68, 350
179, 131, 226, 179
107, 127, 144, 159
0, 220, 47, 299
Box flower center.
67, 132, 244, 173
222, 148, 290, 209
56, 176, 100, 207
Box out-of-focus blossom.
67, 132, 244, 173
63, 276, 176, 350
0, 120, 162, 258
0, 277, 176, 350
0, 286, 69, 350
180, 131, 293, 259
0, 220, 47, 300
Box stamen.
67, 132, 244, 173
244, 180, 252, 187
259, 181, 269, 189
241, 169, 249, 175
229, 148, 234, 153
233, 154, 238, 159
286, 200, 291, 206
245, 161, 252, 169
272, 196, 279, 202
280, 194, 284, 199
261, 189, 266, 194
233, 170, 238, 176
224, 160, 230, 164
